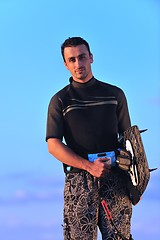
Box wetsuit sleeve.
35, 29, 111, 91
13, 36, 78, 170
46, 94, 64, 141
116, 89, 131, 135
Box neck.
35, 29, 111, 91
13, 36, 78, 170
72, 75, 93, 83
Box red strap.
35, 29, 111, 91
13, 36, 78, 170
101, 200, 112, 220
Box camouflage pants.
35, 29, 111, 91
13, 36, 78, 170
63, 170, 132, 240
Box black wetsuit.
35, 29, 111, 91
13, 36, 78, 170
46, 77, 132, 240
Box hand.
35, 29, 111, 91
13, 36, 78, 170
88, 158, 111, 178
116, 149, 131, 171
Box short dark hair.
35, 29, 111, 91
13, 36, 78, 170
61, 37, 91, 61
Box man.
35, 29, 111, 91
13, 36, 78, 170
46, 37, 132, 240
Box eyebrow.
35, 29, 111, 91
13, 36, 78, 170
68, 53, 87, 61
78, 53, 86, 57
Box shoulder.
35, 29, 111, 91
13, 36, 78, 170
49, 84, 71, 105
96, 79, 125, 97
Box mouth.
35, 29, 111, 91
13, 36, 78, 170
76, 68, 85, 74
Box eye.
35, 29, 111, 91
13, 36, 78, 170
69, 57, 75, 62
79, 54, 86, 60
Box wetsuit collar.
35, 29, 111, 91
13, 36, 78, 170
69, 76, 96, 88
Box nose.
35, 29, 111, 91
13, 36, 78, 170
75, 58, 82, 68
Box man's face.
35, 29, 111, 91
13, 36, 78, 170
63, 44, 93, 83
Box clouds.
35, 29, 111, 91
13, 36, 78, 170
144, 170, 160, 201
0, 224, 62, 240
0, 171, 64, 205
131, 170, 160, 240
0, 171, 64, 240
1, 169, 160, 240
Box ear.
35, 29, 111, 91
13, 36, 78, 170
90, 53, 93, 63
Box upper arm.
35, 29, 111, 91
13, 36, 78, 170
116, 89, 131, 134
46, 95, 64, 142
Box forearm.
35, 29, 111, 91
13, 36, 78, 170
47, 138, 110, 177
47, 138, 91, 171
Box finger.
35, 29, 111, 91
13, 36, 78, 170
98, 158, 110, 162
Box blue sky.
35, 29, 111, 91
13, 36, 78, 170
0, 0, 160, 239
